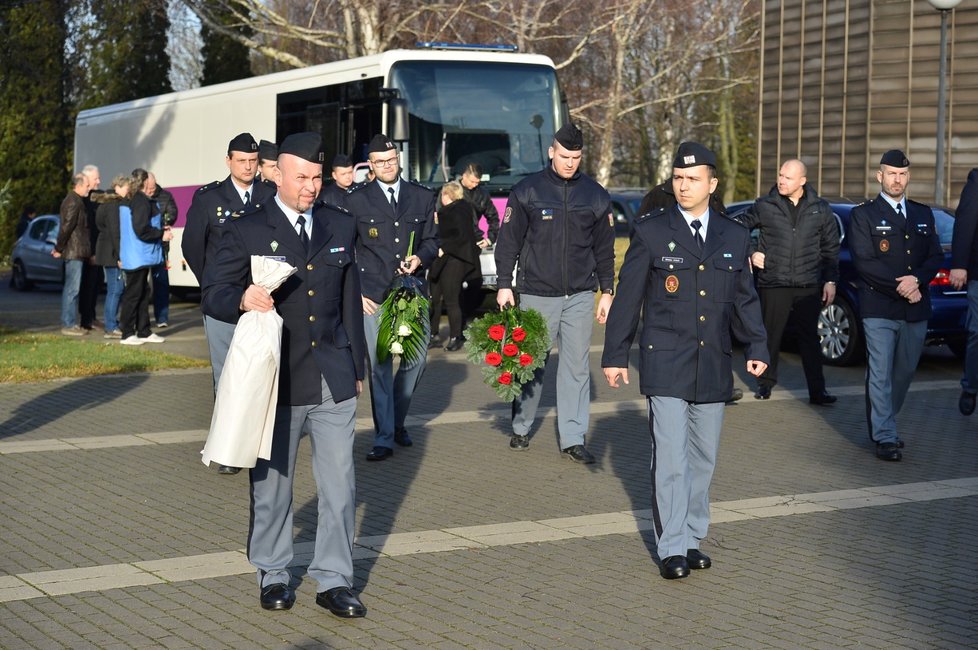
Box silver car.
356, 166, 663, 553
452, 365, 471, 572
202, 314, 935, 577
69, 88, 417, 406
10, 214, 64, 290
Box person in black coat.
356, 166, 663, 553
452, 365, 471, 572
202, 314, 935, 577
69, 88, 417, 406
429, 181, 481, 350
93, 175, 130, 337
950, 167, 978, 415
201, 132, 367, 618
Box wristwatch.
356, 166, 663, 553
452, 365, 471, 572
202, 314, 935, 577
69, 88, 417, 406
602, 288, 615, 296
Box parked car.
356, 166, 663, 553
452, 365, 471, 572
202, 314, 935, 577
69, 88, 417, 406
726, 200, 967, 365
609, 188, 646, 236
10, 214, 63, 290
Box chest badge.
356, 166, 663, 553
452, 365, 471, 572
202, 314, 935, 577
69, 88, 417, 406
270, 240, 279, 252
368, 227, 379, 239
879, 239, 890, 252
665, 274, 679, 293
668, 241, 676, 252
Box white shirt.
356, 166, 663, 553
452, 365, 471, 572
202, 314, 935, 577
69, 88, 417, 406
878, 193, 907, 218
377, 179, 401, 205
274, 195, 312, 240
678, 206, 710, 241
233, 182, 255, 206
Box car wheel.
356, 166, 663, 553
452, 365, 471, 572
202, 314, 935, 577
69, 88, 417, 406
11, 260, 33, 291
818, 295, 862, 366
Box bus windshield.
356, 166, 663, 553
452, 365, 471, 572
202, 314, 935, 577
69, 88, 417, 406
389, 60, 561, 189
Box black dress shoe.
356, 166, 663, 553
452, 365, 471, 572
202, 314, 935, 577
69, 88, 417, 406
875, 442, 902, 461
660, 555, 690, 579
960, 391, 977, 416
316, 586, 366, 618
729, 387, 744, 402
218, 465, 241, 475
509, 434, 529, 450
444, 336, 465, 351
428, 337, 444, 350
394, 427, 413, 447
259, 583, 295, 610
754, 385, 771, 400
366, 446, 393, 461
561, 444, 596, 464
809, 391, 837, 405
686, 549, 712, 570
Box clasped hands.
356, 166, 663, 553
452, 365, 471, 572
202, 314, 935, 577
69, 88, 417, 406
895, 275, 922, 304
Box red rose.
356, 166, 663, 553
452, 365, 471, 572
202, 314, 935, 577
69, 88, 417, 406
488, 325, 506, 341
498, 372, 513, 385
511, 327, 527, 342
502, 344, 519, 357
485, 352, 503, 366
519, 354, 533, 366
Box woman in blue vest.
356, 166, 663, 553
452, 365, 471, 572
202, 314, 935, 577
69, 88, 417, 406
118, 168, 173, 345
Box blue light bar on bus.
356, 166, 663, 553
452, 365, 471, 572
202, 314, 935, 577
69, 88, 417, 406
415, 42, 519, 53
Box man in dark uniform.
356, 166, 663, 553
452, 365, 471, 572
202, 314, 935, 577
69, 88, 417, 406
602, 142, 769, 580
184, 132, 275, 474
320, 154, 355, 205
258, 139, 278, 190
494, 123, 616, 463
341, 134, 438, 461
202, 132, 367, 618
849, 150, 942, 461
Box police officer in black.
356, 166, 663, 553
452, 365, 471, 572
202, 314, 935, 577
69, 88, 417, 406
320, 154, 355, 205
258, 139, 278, 191
184, 132, 276, 474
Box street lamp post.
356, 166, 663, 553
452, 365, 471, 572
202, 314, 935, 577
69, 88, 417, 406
928, 0, 961, 206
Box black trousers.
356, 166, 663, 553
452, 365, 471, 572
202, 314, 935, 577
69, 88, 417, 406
119, 267, 152, 339
79, 260, 101, 328
430, 258, 468, 338
757, 286, 826, 396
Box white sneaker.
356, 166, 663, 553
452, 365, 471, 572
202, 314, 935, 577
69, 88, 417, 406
140, 333, 165, 343
120, 336, 145, 346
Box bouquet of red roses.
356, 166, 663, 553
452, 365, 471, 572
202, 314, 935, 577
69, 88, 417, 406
463, 305, 551, 401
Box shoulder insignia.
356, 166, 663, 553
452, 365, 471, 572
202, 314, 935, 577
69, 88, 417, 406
315, 200, 349, 215
907, 198, 929, 210
634, 207, 667, 225
347, 182, 368, 194
195, 180, 222, 195
407, 179, 435, 192
231, 204, 262, 219
718, 213, 748, 228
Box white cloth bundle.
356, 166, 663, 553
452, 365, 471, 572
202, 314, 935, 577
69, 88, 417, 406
200, 256, 297, 468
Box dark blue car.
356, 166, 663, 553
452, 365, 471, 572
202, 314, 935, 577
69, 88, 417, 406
726, 201, 967, 365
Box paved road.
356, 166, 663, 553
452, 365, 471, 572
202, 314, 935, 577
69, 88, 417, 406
1, 277, 976, 649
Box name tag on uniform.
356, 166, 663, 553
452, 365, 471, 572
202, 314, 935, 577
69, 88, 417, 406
661, 256, 684, 264
541, 209, 554, 221
723, 253, 732, 258
876, 225, 892, 232
267, 255, 287, 262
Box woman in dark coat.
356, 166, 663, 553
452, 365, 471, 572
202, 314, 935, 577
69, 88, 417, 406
94, 175, 131, 337
430, 181, 481, 351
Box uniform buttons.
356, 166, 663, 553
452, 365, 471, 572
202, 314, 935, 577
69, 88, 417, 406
308, 290, 315, 297
647, 344, 654, 350
311, 341, 317, 348
906, 250, 911, 255
907, 266, 912, 270
395, 238, 400, 243
699, 315, 706, 322
396, 254, 401, 259
699, 340, 705, 347
698, 264, 705, 271
394, 221, 399, 227
668, 264, 674, 270
361, 267, 366, 272
699, 290, 706, 296
306, 264, 314, 271
309, 315, 316, 322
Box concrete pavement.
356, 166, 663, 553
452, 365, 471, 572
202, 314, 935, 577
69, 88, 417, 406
1, 280, 976, 649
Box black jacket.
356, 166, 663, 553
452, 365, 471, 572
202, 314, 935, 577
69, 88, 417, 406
461, 184, 499, 243
94, 193, 126, 267
495, 164, 615, 297
430, 199, 481, 283
951, 168, 978, 277
736, 184, 840, 288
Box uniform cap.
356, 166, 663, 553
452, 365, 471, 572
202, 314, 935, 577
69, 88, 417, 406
554, 123, 584, 151
331, 154, 353, 169
278, 132, 324, 164
880, 149, 910, 168
258, 139, 278, 161
673, 141, 717, 169
368, 134, 396, 154
228, 132, 258, 154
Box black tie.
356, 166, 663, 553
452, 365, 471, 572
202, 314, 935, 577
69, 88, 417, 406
896, 203, 904, 222
691, 219, 704, 251
243, 191, 250, 206
388, 187, 397, 214
297, 215, 309, 253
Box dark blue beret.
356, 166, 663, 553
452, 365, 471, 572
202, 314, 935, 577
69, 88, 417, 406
279, 132, 324, 164
673, 141, 717, 169
228, 132, 257, 154
880, 149, 910, 168
554, 123, 583, 151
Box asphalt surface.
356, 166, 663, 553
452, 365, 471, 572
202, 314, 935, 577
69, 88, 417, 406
1, 276, 976, 649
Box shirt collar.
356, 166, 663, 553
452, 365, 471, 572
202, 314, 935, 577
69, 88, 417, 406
878, 193, 906, 214
678, 206, 710, 234
274, 195, 312, 233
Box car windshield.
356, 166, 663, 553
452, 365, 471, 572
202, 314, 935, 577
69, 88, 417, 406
933, 209, 953, 247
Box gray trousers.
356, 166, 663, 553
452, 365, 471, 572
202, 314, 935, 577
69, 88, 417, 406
863, 317, 926, 444
647, 396, 724, 560
203, 314, 236, 389
249, 377, 357, 593
363, 308, 428, 448
511, 292, 593, 448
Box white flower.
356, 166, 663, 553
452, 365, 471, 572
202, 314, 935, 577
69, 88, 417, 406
397, 324, 412, 337
390, 341, 404, 355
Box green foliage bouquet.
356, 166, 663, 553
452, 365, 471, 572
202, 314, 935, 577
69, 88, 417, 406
463, 305, 551, 401
376, 274, 430, 366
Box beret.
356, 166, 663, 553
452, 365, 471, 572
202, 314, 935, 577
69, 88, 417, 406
554, 123, 583, 151
331, 154, 352, 169
279, 132, 324, 164
258, 139, 278, 160
673, 141, 717, 169
368, 134, 396, 154
227, 132, 257, 154
880, 149, 910, 168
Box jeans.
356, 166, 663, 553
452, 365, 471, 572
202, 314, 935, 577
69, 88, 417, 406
60, 259, 84, 328
103, 266, 124, 332
151, 263, 170, 324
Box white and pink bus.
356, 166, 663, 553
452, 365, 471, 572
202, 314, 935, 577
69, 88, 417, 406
74, 43, 567, 295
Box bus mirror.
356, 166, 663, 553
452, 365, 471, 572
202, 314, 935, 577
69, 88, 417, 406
389, 98, 409, 142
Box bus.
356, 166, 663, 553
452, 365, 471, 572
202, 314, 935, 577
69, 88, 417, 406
73, 43, 568, 294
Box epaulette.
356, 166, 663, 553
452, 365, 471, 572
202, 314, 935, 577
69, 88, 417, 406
718, 212, 749, 228
634, 207, 667, 225
194, 180, 222, 195
407, 179, 435, 192
230, 203, 263, 219
347, 182, 369, 194
315, 200, 349, 214
907, 198, 930, 210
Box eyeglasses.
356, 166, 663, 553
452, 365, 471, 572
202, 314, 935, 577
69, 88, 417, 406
371, 155, 399, 168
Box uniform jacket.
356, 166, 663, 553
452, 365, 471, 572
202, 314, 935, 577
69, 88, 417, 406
602, 206, 769, 403
462, 184, 500, 243
56, 191, 91, 260
340, 179, 439, 303
736, 184, 840, 288
849, 196, 943, 322
94, 194, 126, 267
183, 176, 275, 285
201, 201, 365, 406
495, 164, 615, 297
319, 182, 350, 207
951, 168, 978, 277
